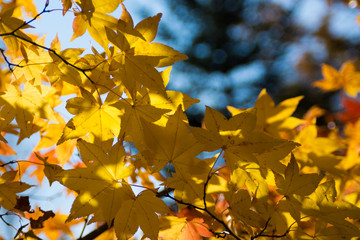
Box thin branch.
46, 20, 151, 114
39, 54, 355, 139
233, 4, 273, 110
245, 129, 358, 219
79, 217, 89, 239
0, 48, 22, 72
0, 2, 104, 98
7, 0, 50, 35
203, 150, 223, 209
0, 213, 17, 230
78, 221, 113, 240
163, 193, 242, 240
156, 187, 174, 198
14, 223, 29, 239
0, 211, 28, 240
251, 218, 298, 239
251, 217, 271, 240
0, 160, 45, 168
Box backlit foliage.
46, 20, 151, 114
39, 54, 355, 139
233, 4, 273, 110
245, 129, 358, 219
0, 0, 359, 239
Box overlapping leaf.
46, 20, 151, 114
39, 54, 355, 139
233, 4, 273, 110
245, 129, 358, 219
192, 106, 299, 171
139, 106, 205, 172
0, 83, 57, 141
114, 190, 170, 240
228, 89, 304, 136
71, 0, 124, 50
107, 5, 187, 97
159, 216, 214, 240
44, 139, 134, 225
0, 170, 32, 211
275, 154, 322, 198
58, 88, 123, 144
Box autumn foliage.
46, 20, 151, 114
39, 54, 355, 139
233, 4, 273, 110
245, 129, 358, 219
0, 0, 360, 239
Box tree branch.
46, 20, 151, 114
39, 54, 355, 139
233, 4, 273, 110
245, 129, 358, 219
0, 48, 22, 72
0, 2, 101, 94
163, 193, 242, 240
77, 222, 110, 240
251, 217, 297, 239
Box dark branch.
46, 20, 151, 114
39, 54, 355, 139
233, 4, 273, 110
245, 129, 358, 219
251, 217, 296, 239
163, 193, 242, 240
0, 2, 97, 90
0, 48, 22, 72
77, 222, 110, 240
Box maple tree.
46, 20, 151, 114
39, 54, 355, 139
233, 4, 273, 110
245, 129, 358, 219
0, 0, 360, 240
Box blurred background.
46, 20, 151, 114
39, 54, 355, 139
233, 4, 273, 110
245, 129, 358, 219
2, 0, 360, 238
128, 0, 360, 126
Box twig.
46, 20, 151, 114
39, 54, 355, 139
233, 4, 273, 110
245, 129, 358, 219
79, 217, 89, 239
78, 221, 112, 240
0, 160, 17, 167
251, 217, 271, 239
156, 187, 174, 198
164, 193, 242, 240
0, 2, 104, 102
0, 48, 22, 72
0, 211, 27, 239
0, 160, 45, 168
0, 213, 17, 230
203, 150, 223, 209
8, 0, 50, 35
251, 218, 297, 239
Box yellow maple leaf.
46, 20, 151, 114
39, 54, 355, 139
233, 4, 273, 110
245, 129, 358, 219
230, 163, 269, 200
275, 154, 322, 198
343, 118, 360, 169
0, 7, 32, 55
61, 0, 72, 15
12, 39, 52, 86
226, 189, 266, 229
135, 13, 162, 43
107, 5, 187, 97
35, 114, 76, 165
228, 89, 304, 137
71, 0, 124, 50
74, 48, 116, 93
166, 157, 228, 209
45, 139, 134, 225
192, 106, 299, 171
313, 61, 360, 97
0, 83, 57, 141
113, 70, 199, 147
58, 88, 123, 144
300, 180, 360, 238
113, 89, 170, 147
139, 107, 204, 172
148, 66, 200, 116
13, 0, 37, 18
293, 124, 344, 175
114, 190, 170, 240
44, 36, 85, 88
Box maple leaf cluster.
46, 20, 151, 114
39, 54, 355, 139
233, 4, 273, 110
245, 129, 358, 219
0, 0, 359, 239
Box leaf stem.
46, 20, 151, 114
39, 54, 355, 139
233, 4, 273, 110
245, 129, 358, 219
203, 149, 223, 209
79, 217, 89, 239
